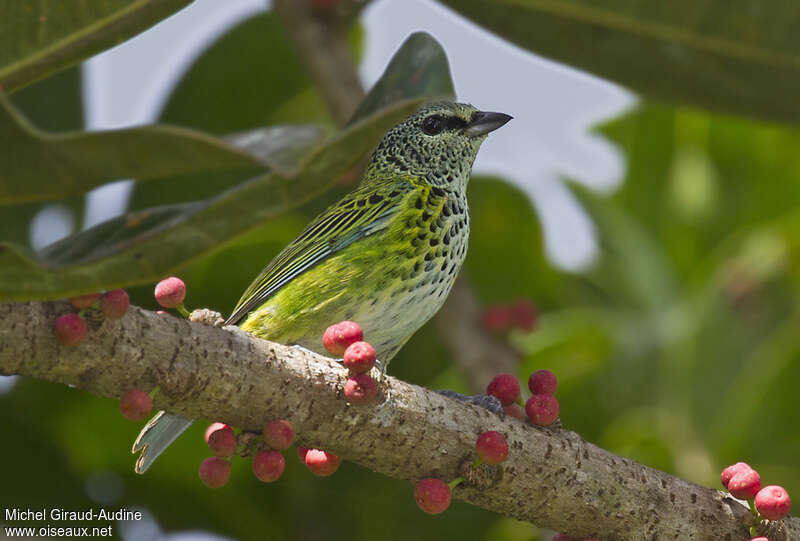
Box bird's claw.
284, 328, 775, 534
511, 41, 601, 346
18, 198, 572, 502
435, 390, 505, 417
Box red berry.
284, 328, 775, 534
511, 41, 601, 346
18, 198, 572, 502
749, 538, 769, 541
721, 462, 753, 489
728, 468, 761, 500
156, 310, 169, 315
297, 446, 309, 462
207, 426, 236, 457
252, 450, 285, 482
344, 373, 378, 404
504, 403, 527, 421
69, 293, 100, 308
204, 422, 230, 443
100, 289, 129, 320
198, 457, 230, 488
154, 277, 186, 309
551, 536, 574, 541
342, 341, 376, 374
304, 449, 340, 476
120, 389, 153, 421
475, 431, 509, 464
263, 419, 294, 451
528, 369, 558, 395
525, 394, 559, 426
414, 478, 451, 514
755, 485, 791, 520
53, 314, 86, 346
481, 305, 514, 333
486, 373, 520, 406
322, 321, 364, 356
510, 299, 537, 331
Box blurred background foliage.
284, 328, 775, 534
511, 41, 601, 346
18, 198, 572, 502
1, 1, 799, 540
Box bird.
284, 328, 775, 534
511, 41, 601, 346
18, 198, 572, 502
132, 101, 512, 473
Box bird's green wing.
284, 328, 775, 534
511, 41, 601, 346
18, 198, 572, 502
225, 178, 414, 326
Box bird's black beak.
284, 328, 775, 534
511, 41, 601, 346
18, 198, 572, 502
464, 111, 513, 137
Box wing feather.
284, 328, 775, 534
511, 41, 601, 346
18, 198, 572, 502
225, 179, 413, 326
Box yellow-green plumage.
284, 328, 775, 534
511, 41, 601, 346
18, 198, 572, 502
227, 102, 510, 364
132, 102, 510, 474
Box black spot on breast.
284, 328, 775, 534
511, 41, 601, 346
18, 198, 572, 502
424, 253, 433, 261
431, 186, 445, 197
429, 238, 439, 247
421, 211, 431, 221
357, 199, 366, 207
369, 194, 383, 204
415, 198, 423, 209
388, 190, 400, 198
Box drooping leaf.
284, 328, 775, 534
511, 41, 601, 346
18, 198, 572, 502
0, 32, 455, 300
0, 98, 427, 300
0, 95, 270, 205
0, 0, 191, 93
441, 0, 800, 123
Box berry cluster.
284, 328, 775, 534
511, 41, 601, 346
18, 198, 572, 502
198, 418, 296, 488
323, 321, 379, 405
720, 462, 791, 538
414, 430, 510, 514
53, 289, 130, 347
481, 299, 537, 334
485, 370, 560, 426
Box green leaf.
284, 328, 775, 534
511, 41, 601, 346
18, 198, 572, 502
0, 95, 271, 205
157, 12, 332, 135
0, 0, 191, 93
0, 31, 455, 300
0, 99, 428, 300
350, 31, 455, 124
440, 0, 800, 123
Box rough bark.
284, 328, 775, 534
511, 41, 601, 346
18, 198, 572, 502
1, 301, 796, 541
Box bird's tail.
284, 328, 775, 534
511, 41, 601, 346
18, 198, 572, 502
131, 411, 193, 474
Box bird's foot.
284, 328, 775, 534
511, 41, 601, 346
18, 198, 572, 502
291, 344, 321, 356
435, 390, 504, 417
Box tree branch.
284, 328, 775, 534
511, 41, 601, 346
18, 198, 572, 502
273, 0, 365, 125
1, 301, 795, 540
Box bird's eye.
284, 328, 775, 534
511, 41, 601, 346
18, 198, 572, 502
422, 115, 444, 136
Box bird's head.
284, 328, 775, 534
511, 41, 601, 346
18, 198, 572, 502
366, 102, 512, 189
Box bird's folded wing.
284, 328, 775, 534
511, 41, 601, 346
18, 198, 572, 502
225, 179, 415, 326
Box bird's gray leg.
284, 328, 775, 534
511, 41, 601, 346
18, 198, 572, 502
290, 344, 320, 356
435, 390, 504, 417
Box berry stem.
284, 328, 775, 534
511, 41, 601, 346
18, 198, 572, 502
472, 457, 484, 469
176, 303, 191, 318
149, 386, 160, 399
448, 477, 465, 490
748, 498, 761, 520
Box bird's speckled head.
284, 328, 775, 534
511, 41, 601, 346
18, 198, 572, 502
365, 102, 512, 188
